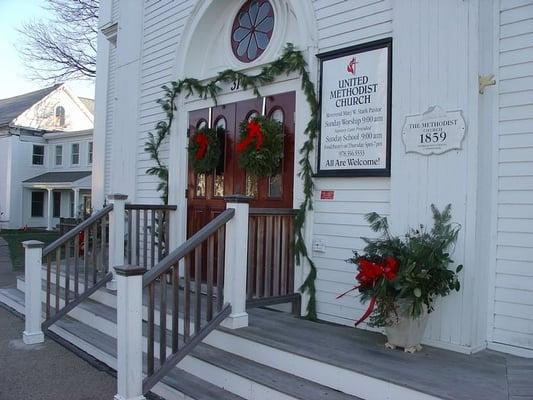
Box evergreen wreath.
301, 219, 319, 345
237, 116, 283, 177
145, 44, 320, 320
188, 126, 224, 174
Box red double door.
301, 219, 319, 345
187, 92, 295, 241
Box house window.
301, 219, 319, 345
88, 142, 93, 164
31, 191, 44, 217
53, 192, 61, 218
32, 145, 45, 165
55, 105, 65, 127
55, 145, 63, 166
71, 143, 80, 165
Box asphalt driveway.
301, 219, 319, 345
0, 237, 116, 400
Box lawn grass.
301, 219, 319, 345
0, 229, 60, 271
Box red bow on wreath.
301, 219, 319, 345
195, 133, 209, 160
337, 256, 399, 326
237, 121, 264, 153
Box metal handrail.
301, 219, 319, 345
142, 208, 235, 286
43, 204, 114, 257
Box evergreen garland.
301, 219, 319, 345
145, 44, 319, 320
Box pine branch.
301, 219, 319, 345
145, 44, 319, 319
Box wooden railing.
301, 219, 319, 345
246, 208, 299, 310
125, 204, 177, 270
41, 205, 114, 330
58, 217, 82, 236
141, 208, 234, 394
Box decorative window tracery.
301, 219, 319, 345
231, 0, 274, 63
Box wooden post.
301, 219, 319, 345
22, 240, 45, 345
46, 188, 54, 231
221, 195, 250, 329
107, 194, 127, 291
114, 265, 146, 400
73, 188, 80, 218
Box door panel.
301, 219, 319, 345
261, 91, 295, 208
233, 97, 263, 197
186, 92, 295, 280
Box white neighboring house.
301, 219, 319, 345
0, 84, 94, 230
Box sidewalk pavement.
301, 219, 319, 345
0, 237, 117, 400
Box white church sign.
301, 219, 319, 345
401, 106, 466, 155
317, 39, 392, 177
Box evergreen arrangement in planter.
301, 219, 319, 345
237, 115, 284, 177
340, 204, 463, 352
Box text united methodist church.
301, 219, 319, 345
3, 1, 531, 400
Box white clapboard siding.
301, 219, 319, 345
136, 0, 195, 203
315, 0, 393, 52
132, 0, 391, 206
492, 0, 533, 350
310, 0, 393, 328
312, 178, 391, 326
387, 0, 478, 350
104, 0, 120, 195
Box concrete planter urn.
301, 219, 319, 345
385, 303, 429, 353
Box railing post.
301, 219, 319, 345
107, 194, 128, 291
22, 240, 45, 345
221, 195, 250, 329
114, 265, 146, 400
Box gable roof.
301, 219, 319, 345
0, 84, 62, 128
78, 97, 95, 115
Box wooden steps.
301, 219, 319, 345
2, 276, 363, 400
0, 287, 243, 400
4, 269, 531, 400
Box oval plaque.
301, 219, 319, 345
401, 106, 466, 155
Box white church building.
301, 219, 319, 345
1, 1, 532, 400
93, 0, 533, 356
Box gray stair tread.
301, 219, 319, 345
221, 308, 513, 400
164, 368, 244, 400
0, 287, 24, 306
0, 288, 244, 400
56, 316, 245, 400
191, 341, 361, 400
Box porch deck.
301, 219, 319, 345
5, 269, 532, 400
230, 307, 532, 400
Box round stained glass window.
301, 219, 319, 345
231, 0, 274, 63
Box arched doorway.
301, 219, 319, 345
169, 1, 317, 293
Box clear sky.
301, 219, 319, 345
0, 0, 95, 100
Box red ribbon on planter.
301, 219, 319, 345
337, 256, 399, 326
237, 121, 264, 153
195, 133, 209, 160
